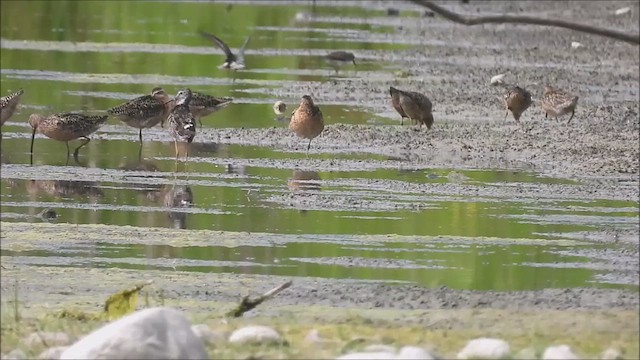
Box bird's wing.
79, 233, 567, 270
236, 36, 251, 63
199, 30, 235, 61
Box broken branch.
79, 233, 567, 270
227, 280, 293, 318
409, 0, 639, 45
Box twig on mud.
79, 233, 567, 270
408, 0, 640, 45
227, 280, 293, 318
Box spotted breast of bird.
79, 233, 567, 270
289, 95, 324, 154
1, 88, 24, 125
168, 88, 197, 158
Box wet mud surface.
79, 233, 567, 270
1, 0, 639, 318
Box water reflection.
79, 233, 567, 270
288, 169, 321, 193
162, 185, 194, 229
26, 179, 103, 203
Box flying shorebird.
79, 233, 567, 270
540, 86, 579, 123
289, 95, 324, 155
198, 31, 251, 70
325, 51, 356, 73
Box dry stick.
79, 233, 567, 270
409, 0, 640, 46
227, 280, 293, 318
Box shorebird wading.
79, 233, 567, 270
503, 86, 532, 124
541, 86, 579, 123
289, 95, 324, 155
389, 87, 434, 129
1, 89, 24, 126
167, 88, 197, 159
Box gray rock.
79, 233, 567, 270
190, 324, 225, 345
22, 332, 71, 348
543, 345, 579, 360
60, 307, 207, 360
397, 346, 437, 359
37, 346, 69, 360
228, 325, 283, 345
457, 338, 510, 359
2, 349, 26, 360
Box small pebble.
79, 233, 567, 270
37, 346, 69, 360
543, 345, 579, 360
457, 337, 510, 359
490, 73, 506, 85
423, 10, 435, 17
387, 8, 400, 16
571, 41, 583, 49
615, 7, 631, 15
228, 325, 283, 345
22, 332, 71, 348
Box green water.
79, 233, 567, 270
1, 1, 638, 291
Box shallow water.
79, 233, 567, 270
1, 1, 638, 292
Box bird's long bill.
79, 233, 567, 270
30, 126, 37, 154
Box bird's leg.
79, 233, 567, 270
138, 143, 143, 162
198, 118, 203, 129
66, 141, 70, 158
567, 110, 575, 124
504, 111, 509, 121
306, 139, 312, 157
401, 117, 404, 126
138, 129, 143, 145
174, 140, 179, 160
73, 137, 91, 159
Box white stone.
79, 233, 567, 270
60, 307, 207, 360
600, 348, 623, 360
543, 345, 579, 360
228, 325, 283, 345
571, 41, 583, 49
457, 337, 510, 359
190, 324, 225, 345
490, 74, 506, 85
397, 346, 437, 359
363, 344, 397, 353
22, 332, 72, 348
615, 7, 631, 16
37, 346, 68, 360
2, 349, 26, 360
336, 352, 395, 360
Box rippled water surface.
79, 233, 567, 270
1, 0, 638, 292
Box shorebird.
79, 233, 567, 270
29, 113, 108, 163
541, 86, 579, 123
198, 31, 250, 70
107, 87, 173, 145
289, 95, 324, 155
503, 86, 532, 124
167, 88, 197, 159
325, 51, 356, 73
273, 101, 288, 122
1, 89, 24, 125
389, 87, 409, 125
389, 87, 434, 129
188, 91, 233, 128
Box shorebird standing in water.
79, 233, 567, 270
325, 51, 356, 73
1, 89, 24, 126
503, 86, 532, 124
107, 87, 173, 145
389, 87, 434, 129
29, 113, 108, 163
188, 91, 233, 128
289, 95, 324, 155
541, 86, 579, 123
198, 31, 251, 70
167, 88, 197, 160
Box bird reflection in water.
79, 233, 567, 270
26, 179, 104, 203
163, 185, 194, 229
288, 169, 321, 193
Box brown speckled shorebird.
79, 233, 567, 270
199, 31, 251, 70
389, 87, 409, 125
541, 86, 579, 123
389, 87, 434, 129
29, 113, 108, 163
107, 87, 173, 145
325, 51, 356, 73
168, 88, 197, 159
504, 86, 532, 124
188, 91, 233, 128
289, 95, 324, 155
1, 89, 24, 126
